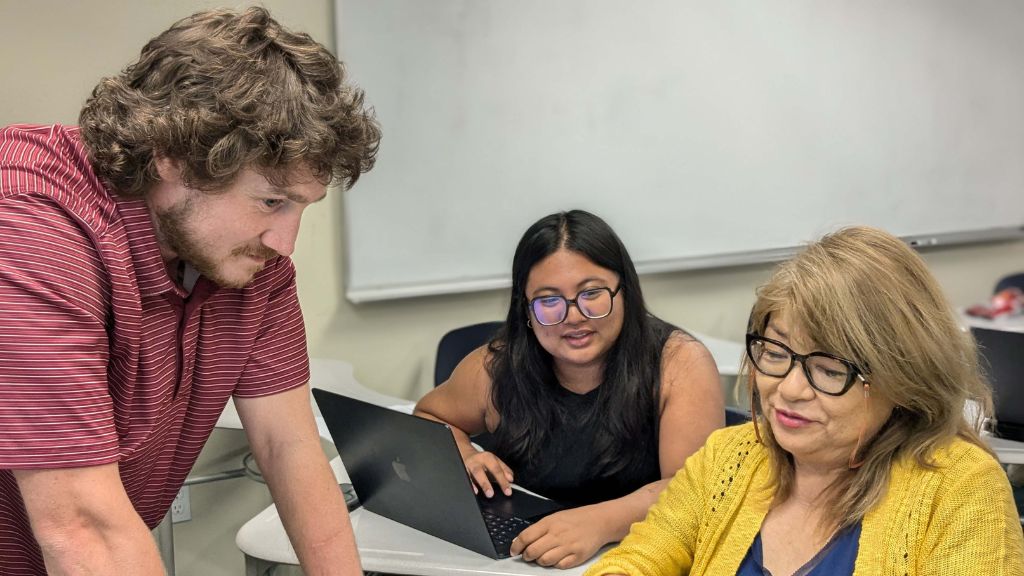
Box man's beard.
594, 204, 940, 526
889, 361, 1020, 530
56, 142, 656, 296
154, 197, 276, 289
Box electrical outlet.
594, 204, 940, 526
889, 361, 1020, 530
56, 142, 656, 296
171, 486, 191, 523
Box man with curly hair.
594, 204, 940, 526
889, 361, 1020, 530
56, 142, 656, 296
0, 7, 380, 575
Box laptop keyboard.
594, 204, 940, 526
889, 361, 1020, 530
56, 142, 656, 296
481, 509, 532, 547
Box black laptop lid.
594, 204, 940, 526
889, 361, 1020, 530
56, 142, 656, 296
972, 327, 1024, 440
311, 388, 498, 557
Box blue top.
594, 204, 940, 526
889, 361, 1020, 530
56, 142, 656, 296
737, 522, 862, 576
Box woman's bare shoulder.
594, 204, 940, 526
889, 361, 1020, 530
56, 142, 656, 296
661, 330, 716, 369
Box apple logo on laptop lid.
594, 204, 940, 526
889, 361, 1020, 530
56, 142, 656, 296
392, 457, 412, 482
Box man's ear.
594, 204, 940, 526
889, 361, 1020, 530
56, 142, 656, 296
153, 154, 183, 183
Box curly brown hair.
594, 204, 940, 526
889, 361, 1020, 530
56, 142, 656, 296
79, 6, 380, 197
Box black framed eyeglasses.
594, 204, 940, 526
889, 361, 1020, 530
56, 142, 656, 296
745, 333, 867, 396
529, 286, 621, 326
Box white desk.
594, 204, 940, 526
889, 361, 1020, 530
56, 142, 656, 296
989, 437, 1024, 465
960, 309, 1024, 333
235, 371, 596, 576
237, 455, 597, 576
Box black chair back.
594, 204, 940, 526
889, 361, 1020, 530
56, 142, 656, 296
434, 321, 504, 386
725, 406, 752, 426
434, 321, 504, 451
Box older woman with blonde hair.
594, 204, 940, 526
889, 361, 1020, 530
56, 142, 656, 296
584, 226, 1024, 575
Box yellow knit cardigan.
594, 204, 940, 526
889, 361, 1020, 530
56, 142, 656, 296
585, 423, 1024, 576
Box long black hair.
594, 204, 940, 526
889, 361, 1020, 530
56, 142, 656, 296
487, 210, 675, 478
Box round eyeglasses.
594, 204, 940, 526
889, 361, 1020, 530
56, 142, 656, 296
745, 333, 867, 396
529, 286, 621, 326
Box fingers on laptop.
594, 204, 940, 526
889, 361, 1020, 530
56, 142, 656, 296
464, 451, 513, 497
511, 517, 550, 560
512, 509, 601, 569
513, 529, 579, 568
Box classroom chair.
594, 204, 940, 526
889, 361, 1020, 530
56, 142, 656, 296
434, 321, 505, 387
434, 321, 504, 451
725, 406, 752, 426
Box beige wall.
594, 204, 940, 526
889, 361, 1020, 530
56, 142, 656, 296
4, 1, 1023, 574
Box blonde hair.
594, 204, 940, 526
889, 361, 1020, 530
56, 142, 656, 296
744, 226, 992, 530
79, 6, 380, 197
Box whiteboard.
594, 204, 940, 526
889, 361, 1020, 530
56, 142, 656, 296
336, 0, 1024, 302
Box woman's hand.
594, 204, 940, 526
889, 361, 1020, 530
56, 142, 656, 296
463, 450, 514, 498
510, 504, 614, 569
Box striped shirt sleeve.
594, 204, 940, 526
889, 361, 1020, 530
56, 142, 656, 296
233, 257, 311, 398
0, 193, 119, 469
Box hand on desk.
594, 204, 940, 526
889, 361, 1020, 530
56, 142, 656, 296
511, 504, 612, 569
463, 450, 514, 498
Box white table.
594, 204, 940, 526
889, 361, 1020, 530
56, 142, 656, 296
959, 309, 1024, 333
237, 455, 598, 576
989, 437, 1024, 465
235, 368, 597, 576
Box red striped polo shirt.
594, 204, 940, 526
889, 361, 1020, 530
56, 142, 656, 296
0, 124, 311, 574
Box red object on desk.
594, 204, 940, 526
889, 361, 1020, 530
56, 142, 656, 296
965, 288, 1024, 320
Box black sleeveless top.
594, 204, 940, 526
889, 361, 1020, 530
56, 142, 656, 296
489, 325, 672, 506
493, 386, 661, 506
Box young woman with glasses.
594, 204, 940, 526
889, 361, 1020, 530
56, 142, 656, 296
414, 210, 724, 568
585, 226, 1024, 576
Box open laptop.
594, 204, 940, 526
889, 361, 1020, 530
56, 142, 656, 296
311, 388, 564, 559
972, 327, 1024, 441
